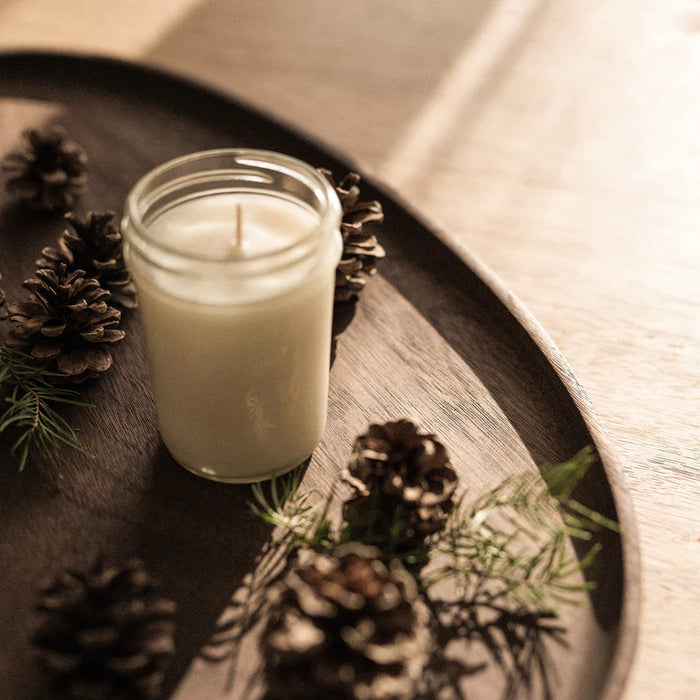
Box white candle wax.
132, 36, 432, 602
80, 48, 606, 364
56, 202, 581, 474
151, 194, 309, 259
129, 191, 339, 482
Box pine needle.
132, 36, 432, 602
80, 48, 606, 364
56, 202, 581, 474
0, 347, 92, 471
246, 445, 620, 696
423, 446, 616, 615
249, 446, 618, 619
249, 465, 335, 552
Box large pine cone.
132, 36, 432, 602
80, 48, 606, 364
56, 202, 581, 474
1, 126, 87, 212
6, 264, 125, 383
261, 543, 430, 700
319, 169, 385, 302
38, 211, 137, 309
342, 420, 458, 552
34, 559, 176, 700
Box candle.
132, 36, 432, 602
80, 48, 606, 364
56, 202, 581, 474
122, 150, 342, 482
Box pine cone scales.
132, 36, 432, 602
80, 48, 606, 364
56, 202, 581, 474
262, 544, 430, 700
319, 169, 385, 302
38, 212, 137, 309
34, 560, 176, 700
342, 420, 458, 550
7, 264, 125, 382
1, 126, 87, 212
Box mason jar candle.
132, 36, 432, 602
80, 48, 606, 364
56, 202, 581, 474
122, 149, 342, 482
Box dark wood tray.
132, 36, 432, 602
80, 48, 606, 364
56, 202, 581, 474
0, 52, 640, 700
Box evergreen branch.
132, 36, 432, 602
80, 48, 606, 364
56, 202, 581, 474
0, 347, 92, 470
249, 448, 618, 617
249, 465, 335, 552
421, 447, 616, 615
246, 445, 620, 697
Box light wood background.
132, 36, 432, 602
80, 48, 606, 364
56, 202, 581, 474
0, 1, 697, 698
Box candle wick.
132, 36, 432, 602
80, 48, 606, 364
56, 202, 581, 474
234, 203, 243, 252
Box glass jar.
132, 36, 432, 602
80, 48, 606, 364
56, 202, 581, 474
122, 149, 342, 482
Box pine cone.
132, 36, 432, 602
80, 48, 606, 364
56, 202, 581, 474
342, 420, 458, 551
1, 126, 87, 212
38, 211, 137, 309
319, 169, 385, 302
261, 543, 430, 700
6, 264, 125, 383
34, 559, 176, 700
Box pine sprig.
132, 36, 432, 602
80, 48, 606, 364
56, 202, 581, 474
248, 443, 620, 697
543, 444, 621, 535
0, 347, 91, 471
250, 446, 616, 615
422, 446, 614, 614
249, 466, 335, 552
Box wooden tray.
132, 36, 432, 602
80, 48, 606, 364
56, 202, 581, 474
0, 52, 640, 700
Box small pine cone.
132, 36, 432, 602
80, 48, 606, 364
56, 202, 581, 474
6, 264, 125, 383
1, 126, 87, 212
319, 169, 385, 302
34, 559, 177, 700
38, 211, 137, 309
262, 543, 430, 700
342, 420, 458, 551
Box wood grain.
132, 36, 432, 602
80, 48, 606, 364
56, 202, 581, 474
0, 0, 698, 698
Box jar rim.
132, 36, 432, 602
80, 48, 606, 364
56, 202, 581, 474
123, 148, 342, 265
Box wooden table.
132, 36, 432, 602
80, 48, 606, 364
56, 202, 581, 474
0, 1, 697, 698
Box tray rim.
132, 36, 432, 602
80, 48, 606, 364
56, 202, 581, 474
0, 49, 641, 699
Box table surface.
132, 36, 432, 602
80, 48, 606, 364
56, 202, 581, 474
0, 1, 697, 698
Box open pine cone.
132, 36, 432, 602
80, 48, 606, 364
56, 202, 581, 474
1, 126, 87, 212
261, 543, 430, 700
342, 419, 458, 552
38, 211, 137, 309
34, 559, 176, 700
319, 169, 385, 302
6, 264, 125, 383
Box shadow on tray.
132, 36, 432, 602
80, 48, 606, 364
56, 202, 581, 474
139, 443, 274, 696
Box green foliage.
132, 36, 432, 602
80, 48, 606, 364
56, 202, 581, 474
251, 446, 618, 616
422, 446, 615, 616
0, 347, 91, 471
250, 446, 621, 697
249, 465, 335, 552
